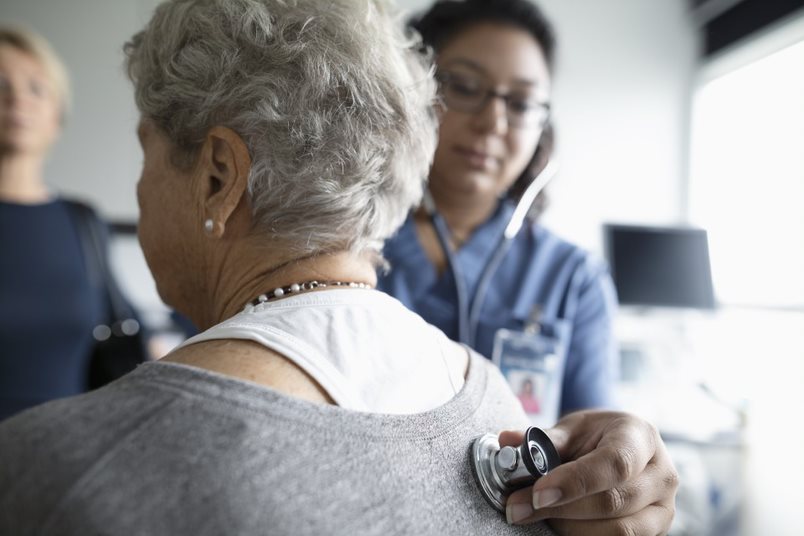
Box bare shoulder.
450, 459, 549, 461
163, 340, 335, 405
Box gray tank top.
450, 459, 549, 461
0, 353, 554, 536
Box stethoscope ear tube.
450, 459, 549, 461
423, 159, 559, 347
503, 160, 560, 239
471, 426, 561, 512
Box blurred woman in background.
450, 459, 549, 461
0, 26, 144, 421
379, 0, 619, 424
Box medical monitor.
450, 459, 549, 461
604, 224, 716, 309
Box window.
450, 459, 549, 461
689, 34, 804, 309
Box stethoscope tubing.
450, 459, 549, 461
425, 161, 559, 347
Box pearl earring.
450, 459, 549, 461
204, 219, 214, 234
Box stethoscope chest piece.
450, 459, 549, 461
471, 426, 561, 512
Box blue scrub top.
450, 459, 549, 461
377, 200, 619, 414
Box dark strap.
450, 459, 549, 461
63, 200, 136, 323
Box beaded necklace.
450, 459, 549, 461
246, 280, 371, 308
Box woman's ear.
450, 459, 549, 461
197, 126, 252, 238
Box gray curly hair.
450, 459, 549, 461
125, 0, 437, 255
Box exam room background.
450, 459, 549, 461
4, 1, 804, 535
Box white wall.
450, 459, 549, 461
531, 0, 699, 252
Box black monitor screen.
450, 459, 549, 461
604, 224, 715, 309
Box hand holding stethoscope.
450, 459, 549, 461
422, 160, 560, 347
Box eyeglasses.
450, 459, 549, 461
436, 70, 550, 128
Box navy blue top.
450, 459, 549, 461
378, 201, 619, 414
0, 199, 105, 421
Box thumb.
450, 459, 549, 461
542, 424, 572, 460
498, 429, 525, 448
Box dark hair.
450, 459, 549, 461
411, 0, 557, 218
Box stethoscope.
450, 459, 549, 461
422, 159, 559, 348
424, 164, 564, 511
472, 426, 562, 512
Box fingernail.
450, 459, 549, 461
506, 502, 534, 525
532, 488, 562, 509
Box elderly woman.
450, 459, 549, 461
0, 1, 677, 534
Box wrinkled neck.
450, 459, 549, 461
190, 246, 380, 331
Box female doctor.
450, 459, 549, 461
378, 0, 618, 424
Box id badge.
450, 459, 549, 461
492, 328, 565, 427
